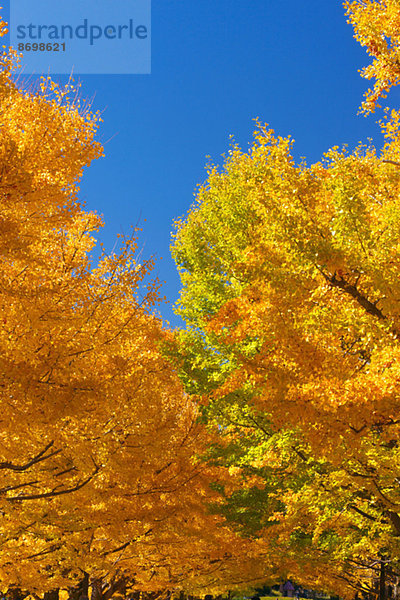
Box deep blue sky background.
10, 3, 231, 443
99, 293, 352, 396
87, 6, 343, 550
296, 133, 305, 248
4, 1, 399, 327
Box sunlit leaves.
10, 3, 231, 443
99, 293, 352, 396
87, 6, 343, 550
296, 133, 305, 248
346, 0, 400, 113
171, 115, 400, 595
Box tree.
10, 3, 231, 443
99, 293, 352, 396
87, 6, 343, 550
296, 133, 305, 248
171, 2, 400, 594
0, 33, 182, 592
0, 25, 284, 599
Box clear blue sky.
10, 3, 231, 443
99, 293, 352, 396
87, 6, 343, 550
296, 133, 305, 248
4, 1, 398, 327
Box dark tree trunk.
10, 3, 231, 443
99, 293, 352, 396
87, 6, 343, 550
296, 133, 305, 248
7, 589, 27, 600
91, 581, 103, 600
68, 572, 89, 600
91, 576, 129, 600
44, 591, 60, 600
380, 561, 386, 600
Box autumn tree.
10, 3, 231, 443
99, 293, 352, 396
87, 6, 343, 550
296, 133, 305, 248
0, 32, 177, 593
171, 3, 400, 596
0, 23, 288, 600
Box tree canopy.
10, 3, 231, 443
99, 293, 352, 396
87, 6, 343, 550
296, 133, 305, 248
5, 1, 400, 598
0, 27, 271, 599
171, 2, 400, 597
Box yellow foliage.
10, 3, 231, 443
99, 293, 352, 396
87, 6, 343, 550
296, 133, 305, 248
346, 0, 400, 112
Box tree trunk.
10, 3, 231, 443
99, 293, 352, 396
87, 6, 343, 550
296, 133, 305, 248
44, 591, 60, 600
7, 589, 27, 600
68, 572, 90, 600
379, 561, 386, 600
91, 581, 103, 600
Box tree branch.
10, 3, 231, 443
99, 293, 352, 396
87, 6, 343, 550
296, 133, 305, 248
7, 464, 100, 501
324, 272, 400, 339
0, 441, 60, 472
